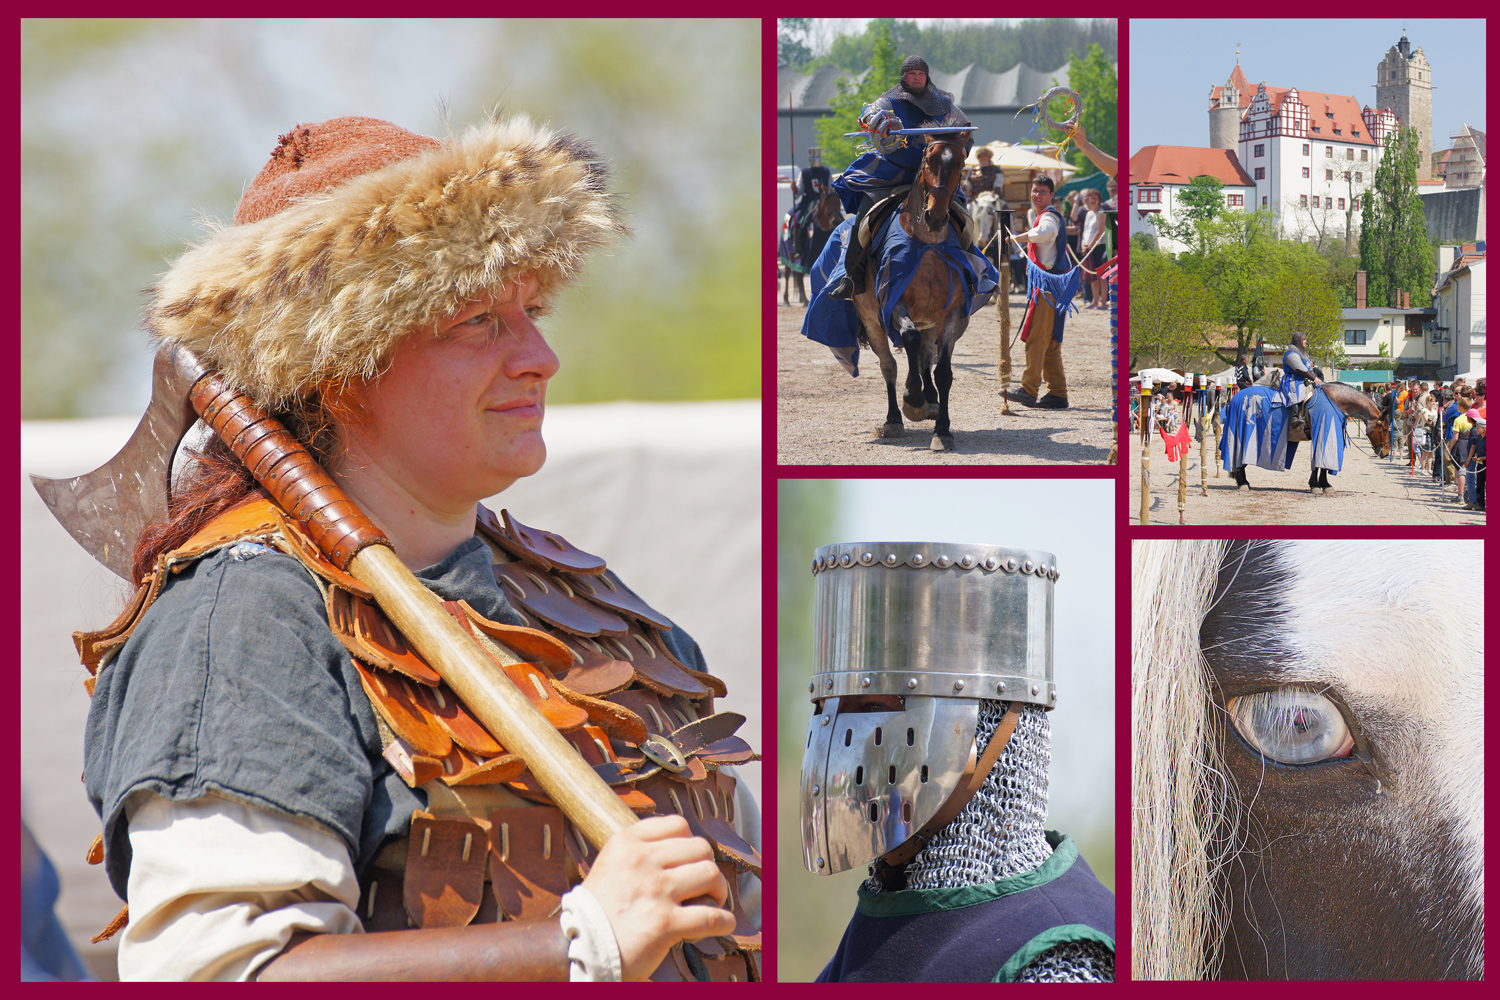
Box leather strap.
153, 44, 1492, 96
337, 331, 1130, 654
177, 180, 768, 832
189, 372, 388, 570
880, 701, 1025, 867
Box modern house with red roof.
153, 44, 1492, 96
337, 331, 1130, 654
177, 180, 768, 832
1127, 146, 1256, 252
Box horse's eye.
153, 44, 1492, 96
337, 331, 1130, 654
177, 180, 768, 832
1227, 689, 1354, 765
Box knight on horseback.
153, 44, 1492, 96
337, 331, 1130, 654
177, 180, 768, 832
1280, 331, 1322, 439
826, 56, 975, 301
791, 147, 834, 266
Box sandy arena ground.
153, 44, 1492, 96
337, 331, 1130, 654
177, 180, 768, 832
776, 288, 1118, 466
1127, 419, 1487, 526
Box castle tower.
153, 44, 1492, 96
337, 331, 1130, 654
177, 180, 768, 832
1375, 33, 1434, 179
1209, 62, 1250, 150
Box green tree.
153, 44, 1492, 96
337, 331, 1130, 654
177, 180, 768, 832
1260, 248, 1344, 367
809, 18, 1116, 76
1059, 43, 1116, 172
1359, 125, 1433, 308
814, 21, 903, 170
1148, 175, 1224, 252
1177, 209, 1281, 361
777, 18, 812, 68
1128, 246, 1219, 369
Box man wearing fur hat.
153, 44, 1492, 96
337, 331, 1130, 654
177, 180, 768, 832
62, 115, 760, 982
825, 56, 976, 301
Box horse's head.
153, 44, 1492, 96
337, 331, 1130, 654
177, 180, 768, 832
916, 138, 964, 235
1133, 540, 1485, 981
1369, 418, 1391, 457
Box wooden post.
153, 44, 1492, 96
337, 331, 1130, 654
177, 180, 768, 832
1212, 387, 1221, 477
1198, 375, 1208, 496
1178, 382, 1189, 524
1140, 377, 1152, 525
998, 227, 1013, 415
1107, 278, 1118, 465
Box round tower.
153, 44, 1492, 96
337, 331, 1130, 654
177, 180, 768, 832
1209, 77, 1241, 149
1209, 70, 1244, 150
1375, 33, 1433, 179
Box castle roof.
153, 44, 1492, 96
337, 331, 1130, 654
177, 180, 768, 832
1130, 145, 1256, 187
1208, 64, 1252, 110
1210, 63, 1390, 146
1256, 87, 1382, 146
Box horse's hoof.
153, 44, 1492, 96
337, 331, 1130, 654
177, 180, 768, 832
901, 402, 930, 422
925, 404, 941, 421
874, 423, 905, 439
930, 434, 955, 452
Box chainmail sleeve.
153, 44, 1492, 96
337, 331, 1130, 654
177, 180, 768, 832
1013, 940, 1115, 982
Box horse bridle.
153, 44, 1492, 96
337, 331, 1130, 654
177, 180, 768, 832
921, 139, 966, 201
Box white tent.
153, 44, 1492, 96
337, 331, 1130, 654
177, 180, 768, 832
1130, 368, 1186, 384
968, 141, 1078, 174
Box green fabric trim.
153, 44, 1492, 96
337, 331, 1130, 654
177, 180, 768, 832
855, 830, 1077, 917
993, 924, 1115, 982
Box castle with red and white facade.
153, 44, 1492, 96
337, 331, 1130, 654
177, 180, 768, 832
1131, 35, 1430, 251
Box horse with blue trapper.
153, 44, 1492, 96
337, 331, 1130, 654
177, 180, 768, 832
1221, 364, 1388, 492
801, 119, 998, 452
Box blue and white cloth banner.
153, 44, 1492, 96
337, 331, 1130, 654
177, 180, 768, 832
1023, 257, 1081, 345
800, 213, 998, 378
1221, 385, 1346, 473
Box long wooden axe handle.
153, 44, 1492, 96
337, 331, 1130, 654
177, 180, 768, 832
188, 370, 638, 850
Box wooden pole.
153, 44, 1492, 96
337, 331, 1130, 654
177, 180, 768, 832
1198, 375, 1208, 496
189, 372, 639, 851
354, 546, 637, 848
1140, 377, 1152, 525
1107, 277, 1118, 465
998, 224, 1014, 414
1177, 383, 1189, 524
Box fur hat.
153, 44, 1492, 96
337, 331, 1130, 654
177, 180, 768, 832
147, 113, 627, 410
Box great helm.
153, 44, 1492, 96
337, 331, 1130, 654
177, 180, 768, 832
800, 541, 1058, 875
807, 146, 823, 166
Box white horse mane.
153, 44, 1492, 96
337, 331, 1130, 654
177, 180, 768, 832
1132, 540, 1240, 980
1133, 540, 1485, 980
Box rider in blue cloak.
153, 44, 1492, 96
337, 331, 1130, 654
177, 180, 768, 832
801, 57, 996, 376
825, 56, 977, 302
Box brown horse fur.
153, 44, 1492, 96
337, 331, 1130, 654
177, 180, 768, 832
147, 113, 627, 411
851, 134, 972, 451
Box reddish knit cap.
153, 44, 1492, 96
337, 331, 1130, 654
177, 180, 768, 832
234, 116, 441, 226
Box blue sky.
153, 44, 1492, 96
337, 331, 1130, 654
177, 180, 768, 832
1129, 19, 1486, 152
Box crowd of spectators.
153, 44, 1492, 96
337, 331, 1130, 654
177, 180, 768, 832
1377, 377, 1486, 512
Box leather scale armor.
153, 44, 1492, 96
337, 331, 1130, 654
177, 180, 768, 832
72, 495, 762, 982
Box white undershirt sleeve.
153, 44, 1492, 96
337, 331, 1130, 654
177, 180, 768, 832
119, 791, 363, 981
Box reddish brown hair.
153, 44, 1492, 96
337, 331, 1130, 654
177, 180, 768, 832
129, 393, 348, 585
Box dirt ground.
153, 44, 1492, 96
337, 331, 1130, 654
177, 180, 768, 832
776, 289, 1118, 466
1127, 419, 1487, 526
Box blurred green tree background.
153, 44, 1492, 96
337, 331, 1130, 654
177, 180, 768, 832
20, 18, 759, 418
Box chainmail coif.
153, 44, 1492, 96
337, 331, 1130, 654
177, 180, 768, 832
864, 700, 1114, 982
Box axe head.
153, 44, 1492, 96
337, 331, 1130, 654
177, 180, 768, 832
31, 344, 206, 581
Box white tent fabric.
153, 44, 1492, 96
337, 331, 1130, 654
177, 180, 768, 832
1130, 368, 1186, 384
21, 400, 761, 968
967, 141, 1079, 174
